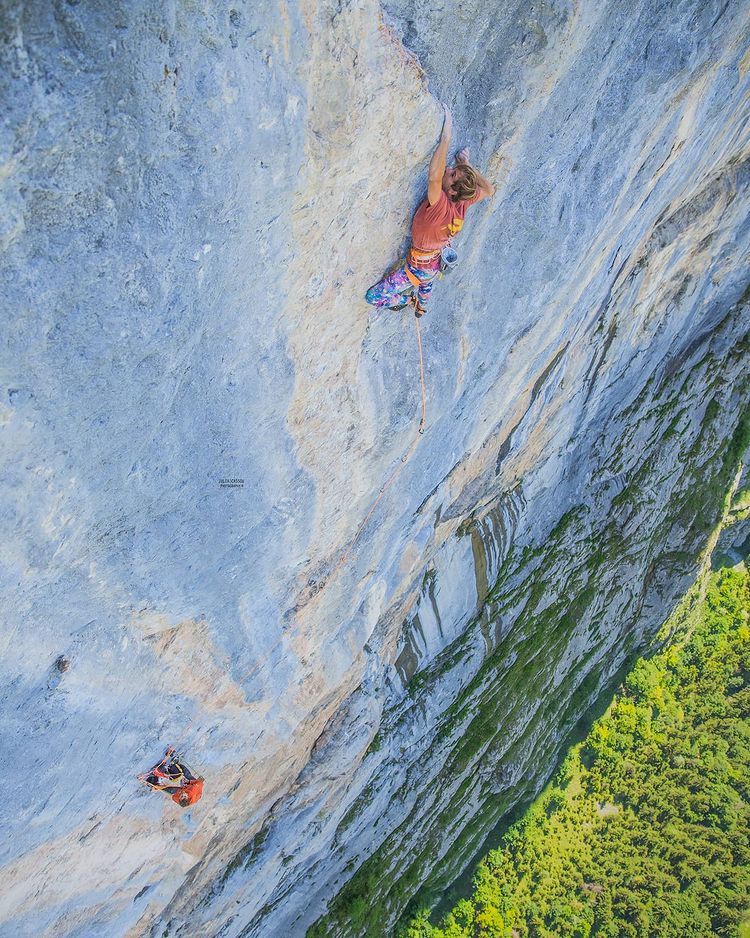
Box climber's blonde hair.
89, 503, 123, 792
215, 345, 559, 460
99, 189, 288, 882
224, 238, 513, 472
451, 164, 478, 202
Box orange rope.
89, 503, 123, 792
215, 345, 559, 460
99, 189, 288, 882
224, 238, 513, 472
327, 310, 427, 580
415, 313, 426, 433
162, 310, 429, 730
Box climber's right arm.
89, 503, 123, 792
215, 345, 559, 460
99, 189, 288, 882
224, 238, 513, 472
474, 169, 496, 199
428, 105, 452, 206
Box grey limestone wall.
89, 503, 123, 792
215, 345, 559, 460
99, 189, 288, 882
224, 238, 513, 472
1, 1, 749, 936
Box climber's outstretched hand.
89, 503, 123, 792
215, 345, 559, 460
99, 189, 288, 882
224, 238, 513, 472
441, 103, 452, 138
429, 104, 452, 205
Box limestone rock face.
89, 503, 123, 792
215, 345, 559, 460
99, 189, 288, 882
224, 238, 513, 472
1, 1, 749, 936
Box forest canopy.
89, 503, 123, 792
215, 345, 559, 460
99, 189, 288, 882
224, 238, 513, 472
401, 563, 750, 938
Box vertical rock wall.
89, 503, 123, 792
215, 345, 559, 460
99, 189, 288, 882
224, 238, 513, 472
1, 1, 749, 936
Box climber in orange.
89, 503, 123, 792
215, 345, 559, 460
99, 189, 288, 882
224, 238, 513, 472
138, 747, 204, 807
366, 103, 496, 316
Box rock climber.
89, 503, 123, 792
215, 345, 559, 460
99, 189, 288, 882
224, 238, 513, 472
138, 746, 204, 807
365, 103, 495, 317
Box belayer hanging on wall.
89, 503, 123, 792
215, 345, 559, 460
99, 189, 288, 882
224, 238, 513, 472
365, 104, 495, 317
138, 747, 204, 807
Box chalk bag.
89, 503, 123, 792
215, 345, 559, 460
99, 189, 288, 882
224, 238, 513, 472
440, 247, 459, 273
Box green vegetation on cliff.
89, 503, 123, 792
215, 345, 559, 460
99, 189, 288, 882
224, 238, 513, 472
402, 563, 750, 938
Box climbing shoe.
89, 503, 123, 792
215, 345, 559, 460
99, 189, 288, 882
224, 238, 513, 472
388, 301, 409, 311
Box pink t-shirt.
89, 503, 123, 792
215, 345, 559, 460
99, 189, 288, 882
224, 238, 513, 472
411, 188, 481, 251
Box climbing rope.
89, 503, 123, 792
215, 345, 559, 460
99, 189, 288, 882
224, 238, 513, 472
234, 305, 428, 667
415, 311, 427, 434
150, 308, 429, 756
325, 309, 427, 580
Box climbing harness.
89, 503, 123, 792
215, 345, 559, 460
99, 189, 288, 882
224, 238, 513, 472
403, 265, 422, 289
138, 747, 204, 805
137, 747, 180, 788
403, 246, 442, 290
405, 245, 457, 294
409, 246, 441, 265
